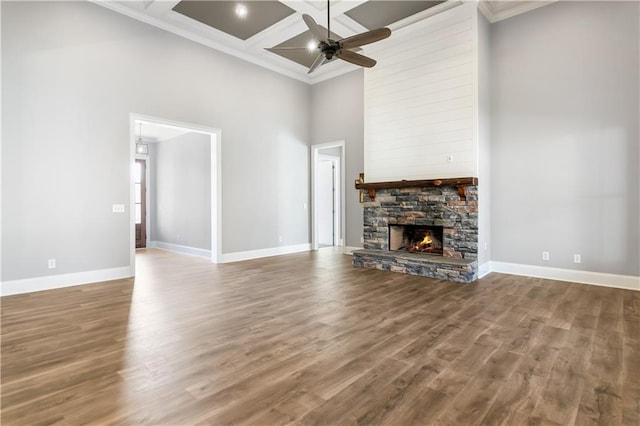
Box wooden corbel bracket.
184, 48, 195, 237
456, 185, 467, 201
355, 177, 478, 203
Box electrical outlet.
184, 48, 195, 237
360, 237, 364, 243
574, 254, 581, 263
279, 235, 283, 243
542, 251, 550, 261
48, 259, 56, 269
303, 203, 307, 209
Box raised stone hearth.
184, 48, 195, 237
352, 181, 478, 283
353, 250, 477, 282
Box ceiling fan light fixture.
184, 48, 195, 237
306, 40, 317, 52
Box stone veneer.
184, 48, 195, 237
352, 185, 479, 283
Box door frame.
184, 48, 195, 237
129, 113, 222, 276
311, 141, 345, 251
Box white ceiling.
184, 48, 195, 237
95, 0, 556, 85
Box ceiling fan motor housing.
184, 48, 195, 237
320, 41, 338, 59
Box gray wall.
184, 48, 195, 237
478, 11, 491, 267
1, 1, 310, 281
310, 70, 364, 248
490, 0, 640, 275
149, 133, 211, 250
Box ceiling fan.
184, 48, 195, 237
267, 0, 392, 74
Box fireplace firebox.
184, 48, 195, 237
389, 225, 444, 256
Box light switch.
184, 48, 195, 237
112, 204, 125, 213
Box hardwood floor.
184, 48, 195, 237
1, 249, 639, 425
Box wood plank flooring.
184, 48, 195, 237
1, 248, 639, 425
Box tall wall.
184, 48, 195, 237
363, 3, 478, 181
310, 70, 365, 249
1, 1, 310, 282
149, 133, 211, 250
490, 0, 639, 276
477, 11, 491, 268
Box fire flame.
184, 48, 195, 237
420, 234, 433, 246
410, 232, 433, 251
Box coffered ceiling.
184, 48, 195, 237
95, 0, 556, 84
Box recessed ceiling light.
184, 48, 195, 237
235, 3, 248, 18
307, 40, 317, 52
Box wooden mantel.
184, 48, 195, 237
355, 177, 478, 202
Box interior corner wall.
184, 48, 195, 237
149, 133, 211, 250
477, 11, 491, 267
1, 1, 311, 282
490, 0, 640, 276
310, 69, 364, 249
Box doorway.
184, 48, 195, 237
129, 113, 222, 276
317, 155, 339, 247
311, 141, 345, 251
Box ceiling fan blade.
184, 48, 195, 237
339, 27, 391, 50
266, 47, 309, 51
302, 14, 328, 43
336, 49, 377, 68
308, 53, 327, 74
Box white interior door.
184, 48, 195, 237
317, 159, 335, 246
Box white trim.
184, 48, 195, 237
344, 246, 362, 255
1, 267, 131, 297
390, 0, 463, 31
147, 241, 212, 258
478, 261, 491, 278
311, 141, 346, 252
477, 0, 494, 22
221, 243, 311, 263
489, 261, 640, 291
476, 0, 557, 24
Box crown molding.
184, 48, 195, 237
478, 0, 558, 23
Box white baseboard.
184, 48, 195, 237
221, 243, 311, 263
489, 261, 640, 291
478, 262, 491, 278
344, 246, 362, 255
148, 241, 211, 259
1, 266, 132, 297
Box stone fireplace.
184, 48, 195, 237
352, 178, 478, 283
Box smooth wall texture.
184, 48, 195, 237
1, 1, 310, 281
149, 133, 211, 250
490, 1, 639, 275
310, 70, 364, 249
477, 11, 491, 267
